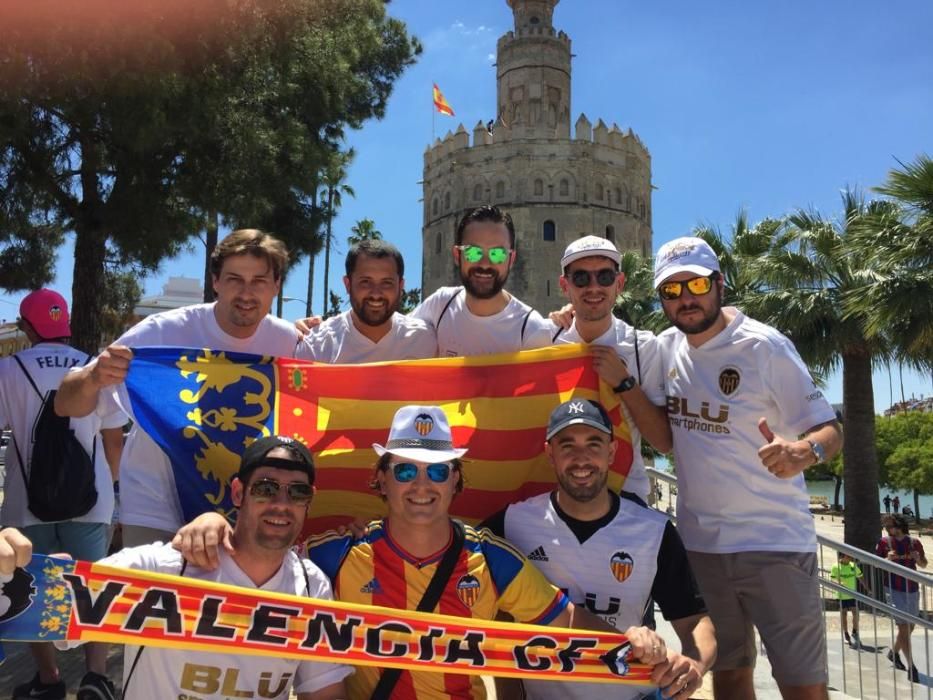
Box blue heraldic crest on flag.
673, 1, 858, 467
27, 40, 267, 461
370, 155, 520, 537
124, 347, 276, 522
0, 555, 74, 643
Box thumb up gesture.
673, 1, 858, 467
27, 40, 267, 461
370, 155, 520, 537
757, 418, 814, 479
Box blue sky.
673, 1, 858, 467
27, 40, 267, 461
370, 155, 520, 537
2, 0, 931, 411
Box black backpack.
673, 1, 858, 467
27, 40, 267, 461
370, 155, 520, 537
11, 354, 98, 522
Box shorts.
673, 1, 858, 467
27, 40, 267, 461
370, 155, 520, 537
839, 598, 856, 609
887, 587, 920, 618
22, 521, 109, 562
688, 550, 827, 687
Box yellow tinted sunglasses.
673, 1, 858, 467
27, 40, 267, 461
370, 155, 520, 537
658, 275, 716, 301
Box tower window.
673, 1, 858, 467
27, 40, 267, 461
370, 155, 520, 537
496, 181, 505, 199
432, 198, 438, 216
606, 225, 615, 244
534, 179, 544, 196
560, 179, 569, 196
543, 220, 556, 242
435, 232, 442, 254
615, 187, 622, 205
444, 191, 451, 210
596, 184, 603, 201
642, 239, 648, 258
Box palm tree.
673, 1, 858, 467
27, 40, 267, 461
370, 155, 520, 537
319, 149, 355, 316
740, 189, 892, 552
851, 155, 933, 367
348, 218, 382, 247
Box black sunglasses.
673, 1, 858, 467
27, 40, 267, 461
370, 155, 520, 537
569, 268, 617, 288
248, 477, 313, 503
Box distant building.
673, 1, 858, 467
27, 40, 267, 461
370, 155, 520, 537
884, 396, 933, 416
132, 277, 203, 319
422, 0, 653, 313
0, 277, 203, 357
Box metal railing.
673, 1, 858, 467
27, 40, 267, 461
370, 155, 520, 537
646, 467, 933, 699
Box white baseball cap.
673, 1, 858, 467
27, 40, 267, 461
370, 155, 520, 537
373, 405, 468, 463
653, 236, 721, 288
561, 235, 621, 271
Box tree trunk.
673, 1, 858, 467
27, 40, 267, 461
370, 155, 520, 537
914, 489, 921, 524
71, 226, 108, 354
833, 475, 843, 511
842, 348, 881, 553
203, 212, 218, 303
322, 188, 334, 317
306, 252, 316, 319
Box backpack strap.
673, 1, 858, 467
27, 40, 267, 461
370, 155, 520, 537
369, 520, 466, 700
633, 326, 642, 384
551, 325, 565, 343
435, 288, 461, 333
122, 558, 189, 699
12, 355, 42, 399
519, 309, 533, 342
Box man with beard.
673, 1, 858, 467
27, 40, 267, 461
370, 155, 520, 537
56, 230, 301, 547
482, 398, 715, 700
296, 240, 436, 362
0, 437, 351, 699
549, 236, 671, 502
654, 237, 842, 700
411, 205, 552, 357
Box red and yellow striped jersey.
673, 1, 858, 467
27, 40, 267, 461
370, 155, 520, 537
308, 519, 569, 699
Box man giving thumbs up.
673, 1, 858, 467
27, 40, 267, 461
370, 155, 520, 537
653, 237, 842, 700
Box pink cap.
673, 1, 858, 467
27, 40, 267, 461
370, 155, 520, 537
19, 289, 71, 339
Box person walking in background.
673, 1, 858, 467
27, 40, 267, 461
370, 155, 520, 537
830, 552, 862, 648
893, 495, 901, 514
877, 514, 927, 682
884, 494, 892, 514
0, 289, 125, 700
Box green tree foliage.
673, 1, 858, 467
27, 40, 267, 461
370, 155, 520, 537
319, 149, 356, 317
876, 412, 933, 521
399, 288, 421, 314
325, 290, 344, 319
0, 0, 419, 352
851, 155, 933, 366
348, 218, 383, 246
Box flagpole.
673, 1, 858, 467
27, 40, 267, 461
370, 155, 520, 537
431, 82, 436, 142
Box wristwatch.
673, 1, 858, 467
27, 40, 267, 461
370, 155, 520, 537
614, 376, 637, 393
807, 439, 826, 465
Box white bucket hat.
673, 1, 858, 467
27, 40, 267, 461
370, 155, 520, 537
373, 405, 468, 463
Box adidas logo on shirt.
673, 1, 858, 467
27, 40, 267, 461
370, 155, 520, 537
527, 546, 549, 562
360, 578, 382, 594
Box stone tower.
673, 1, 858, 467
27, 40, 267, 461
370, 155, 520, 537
421, 0, 652, 313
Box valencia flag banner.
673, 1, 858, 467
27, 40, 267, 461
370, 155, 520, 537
0, 554, 654, 686
433, 82, 455, 116
119, 345, 634, 536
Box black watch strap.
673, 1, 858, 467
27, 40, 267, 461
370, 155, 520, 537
614, 376, 637, 393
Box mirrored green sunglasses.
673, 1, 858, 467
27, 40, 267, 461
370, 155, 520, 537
457, 244, 511, 265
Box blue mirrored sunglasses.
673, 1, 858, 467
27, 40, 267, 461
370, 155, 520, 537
390, 462, 452, 483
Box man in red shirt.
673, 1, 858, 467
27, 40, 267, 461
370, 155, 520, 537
876, 514, 927, 682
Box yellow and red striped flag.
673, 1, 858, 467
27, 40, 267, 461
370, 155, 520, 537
122, 346, 634, 538
433, 82, 455, 116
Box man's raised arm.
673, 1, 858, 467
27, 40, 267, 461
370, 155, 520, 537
55, 345, 133, 418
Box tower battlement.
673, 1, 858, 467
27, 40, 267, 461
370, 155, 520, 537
421, 0, 653, 313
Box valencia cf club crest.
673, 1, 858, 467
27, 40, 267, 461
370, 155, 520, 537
718, 367, 741, 397
414, 413, 434, 437
0, 568, 37, 625
609, 552, 634, 582
456, 574, 480, 608
49, 305, 63, 322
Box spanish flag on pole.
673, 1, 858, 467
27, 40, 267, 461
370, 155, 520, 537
433, 82, 455, 116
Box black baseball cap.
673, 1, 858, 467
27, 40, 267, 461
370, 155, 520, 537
546, 399, 613, 441
237, 436, 315, 485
